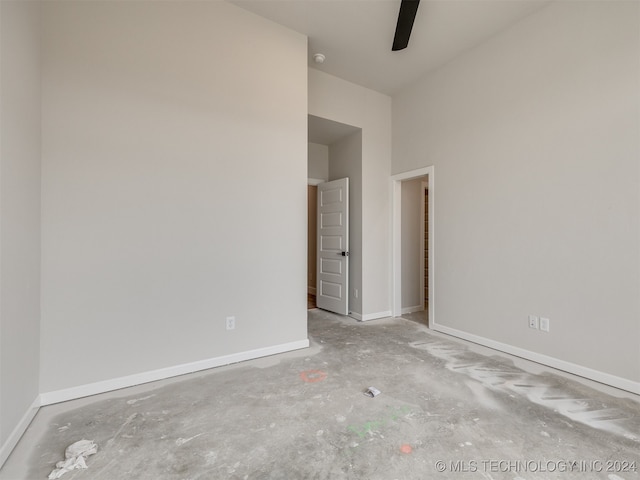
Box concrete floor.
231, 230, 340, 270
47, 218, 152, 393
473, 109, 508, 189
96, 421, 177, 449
2, 309, 639, 479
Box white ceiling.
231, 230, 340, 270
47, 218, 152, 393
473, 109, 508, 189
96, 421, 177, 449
232, 0, 552, 95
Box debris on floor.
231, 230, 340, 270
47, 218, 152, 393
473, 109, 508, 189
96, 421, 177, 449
363, 386, 381, 398
48, 439, 98, 479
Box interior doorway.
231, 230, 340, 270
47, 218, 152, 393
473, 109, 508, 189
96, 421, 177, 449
391, 166, 434, 327
307, 114, 361, 316
398, 175, 428, 324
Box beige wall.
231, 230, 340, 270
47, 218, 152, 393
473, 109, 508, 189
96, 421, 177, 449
0, 0, 42, 461
393, 1, 640, 388
40, 1, 308, 394
308, 143, 329, 181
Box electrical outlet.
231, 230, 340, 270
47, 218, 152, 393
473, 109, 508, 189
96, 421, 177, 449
528, 315, 539, 329
540, 317, 550, 332
226, 316, 235, 331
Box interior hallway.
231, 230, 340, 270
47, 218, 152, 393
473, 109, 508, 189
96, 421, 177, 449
1, 310, 639, 479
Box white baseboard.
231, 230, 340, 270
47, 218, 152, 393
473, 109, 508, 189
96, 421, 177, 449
431, 323, 640, 396
351, 310, 392, 322
362, 310, 392, 321
307, 286, 316, 295
401, 305, 424, 314
40, 339, 310, 406
0, 396, 40, 468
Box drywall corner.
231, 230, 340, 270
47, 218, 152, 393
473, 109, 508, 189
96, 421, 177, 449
0, 0, 42, 464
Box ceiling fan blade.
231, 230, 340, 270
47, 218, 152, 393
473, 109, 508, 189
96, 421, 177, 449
392, 0, 420, 51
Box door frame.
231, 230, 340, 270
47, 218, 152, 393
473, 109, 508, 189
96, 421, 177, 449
391, 166, 434, 325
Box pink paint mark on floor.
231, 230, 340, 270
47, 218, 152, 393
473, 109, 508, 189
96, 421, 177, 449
400, 444, 413, 454
300, 370, 327, 383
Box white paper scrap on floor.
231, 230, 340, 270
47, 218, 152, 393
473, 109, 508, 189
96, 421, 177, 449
48, 439, 97, 479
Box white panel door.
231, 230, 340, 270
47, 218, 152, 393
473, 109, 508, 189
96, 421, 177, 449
316, 178, 349, 315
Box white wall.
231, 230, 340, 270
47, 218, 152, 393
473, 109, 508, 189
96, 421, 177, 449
309, 69, 392, 319
40, 1, 308, 395
401, 178, 423, 310
393, 1, 640, 387
329, 131, 363, 316
308, 142, 329, 181
0, 0, 41, 461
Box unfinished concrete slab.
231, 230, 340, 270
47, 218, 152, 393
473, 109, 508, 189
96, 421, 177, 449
2, 310, 639, 479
